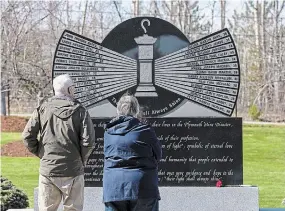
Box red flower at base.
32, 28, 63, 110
216, 179, 222, 187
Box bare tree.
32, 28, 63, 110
229, 0, 285, 121
1, 0, 117, 113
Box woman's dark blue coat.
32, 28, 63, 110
103, 115, 162, 203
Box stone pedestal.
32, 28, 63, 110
34, 186, 259, 211
134, 34, 158, 97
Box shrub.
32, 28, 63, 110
0, 176, 29, 211
248, 104, 261, 121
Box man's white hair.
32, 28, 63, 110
117, 95, 140, 117
53, 74, 74, 97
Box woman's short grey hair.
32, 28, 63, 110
117, 95, 140, 117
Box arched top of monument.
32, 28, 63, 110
102, 16, 190, 60
52, 17, 240, 118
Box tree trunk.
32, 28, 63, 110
1, 91, 7, 116
220, 0, 226, 29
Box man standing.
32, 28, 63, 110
22, 74, 95, 211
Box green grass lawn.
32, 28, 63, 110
1, 157, 39, 207
1, 124, 285, 208
1, 132, 22, 145
243, 124, 285, 208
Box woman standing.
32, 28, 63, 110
103, 95, 162, 211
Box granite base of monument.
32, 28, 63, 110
34, 187, 259, 211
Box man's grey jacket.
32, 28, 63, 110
22, 97, 95, 177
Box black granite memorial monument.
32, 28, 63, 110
52, 17, 242, 187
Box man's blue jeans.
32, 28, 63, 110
105, 198, 159, 211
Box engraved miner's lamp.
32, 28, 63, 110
134, 19, 158, 97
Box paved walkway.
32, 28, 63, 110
244, 121, 285, 126
7, 208, 285, 211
